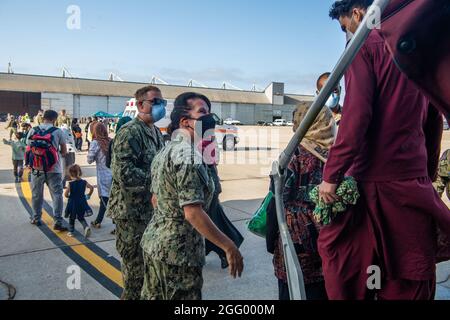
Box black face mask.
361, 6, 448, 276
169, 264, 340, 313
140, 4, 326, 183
189, 114, 217, 137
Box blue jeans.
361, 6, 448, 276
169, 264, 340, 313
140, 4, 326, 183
31, 173, 64, 225
95, 197, 109, 224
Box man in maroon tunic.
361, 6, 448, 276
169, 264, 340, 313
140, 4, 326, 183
318, 0, 450, 300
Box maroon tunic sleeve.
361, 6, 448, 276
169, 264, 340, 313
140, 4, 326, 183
323, 44, 376, 184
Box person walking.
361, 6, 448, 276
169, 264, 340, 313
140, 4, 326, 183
85, 117, 93, 151
5, 116, 18, 140
140, 92, 244, 301
26, 110, 68, 231
318, 0, 450, 300
87, 117, 99, 149
271, 102, 336, 301
56, 109, 71, 128
106, 86, 166, 300
60, 124, 77, 189
34, 110, 44, 125
105, 116, 132, 236
64, 164, 94, 238
3, 132, 26, 183
87, 122, 112, 229
71, 119, 83, 152
175, 93, 244, 269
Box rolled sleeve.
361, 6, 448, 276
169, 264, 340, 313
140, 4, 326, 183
176, 164, 205, 208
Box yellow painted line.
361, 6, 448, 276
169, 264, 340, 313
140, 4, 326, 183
21, 170, 124, 288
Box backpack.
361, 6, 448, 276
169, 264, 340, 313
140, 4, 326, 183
26, 127, 59, 175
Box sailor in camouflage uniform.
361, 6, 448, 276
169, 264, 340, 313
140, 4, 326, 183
56, 109, 72, 128
434, 149, 450, 200
107, 86, 165, 300
140, 92, 244, 300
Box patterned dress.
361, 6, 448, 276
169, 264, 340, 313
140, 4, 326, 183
273, 146, 325, 285
87, 140, 112, 198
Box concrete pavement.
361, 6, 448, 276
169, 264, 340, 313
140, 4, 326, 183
0, 125, 449, 300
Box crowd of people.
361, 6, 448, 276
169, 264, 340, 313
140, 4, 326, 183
2, 0, 450, 301
2, 110, 125, 235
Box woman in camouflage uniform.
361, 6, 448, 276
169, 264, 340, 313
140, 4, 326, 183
140, 93, 244, 300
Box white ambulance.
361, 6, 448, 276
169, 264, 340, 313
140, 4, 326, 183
122, 98, 239, 151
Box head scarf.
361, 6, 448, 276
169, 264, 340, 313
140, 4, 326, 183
293, 102, 336, 163
116, 116, 132, 134
92, 122, 111, 155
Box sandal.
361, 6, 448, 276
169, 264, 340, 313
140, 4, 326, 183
90, 221, 101, 229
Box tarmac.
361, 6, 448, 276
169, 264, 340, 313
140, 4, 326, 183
0, 125, 449, 300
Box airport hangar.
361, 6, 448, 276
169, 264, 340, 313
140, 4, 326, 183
0, 72, 314, 125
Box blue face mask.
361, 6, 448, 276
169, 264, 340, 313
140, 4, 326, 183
325, 93, 340, 110
151, 102, 167, 123
140, 98, 167, 122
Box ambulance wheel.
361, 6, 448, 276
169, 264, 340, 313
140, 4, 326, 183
223, 136, 235, 151
163, 134, 171, 145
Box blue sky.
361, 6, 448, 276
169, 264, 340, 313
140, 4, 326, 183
0, 0, 346, 94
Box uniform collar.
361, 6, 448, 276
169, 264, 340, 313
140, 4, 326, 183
134, 116, 162, 147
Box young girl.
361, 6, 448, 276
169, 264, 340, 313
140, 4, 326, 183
64, 164, 94, 238
3, 132, 26, 182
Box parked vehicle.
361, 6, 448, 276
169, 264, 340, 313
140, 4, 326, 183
287, 121, 294, 126
272, 119, 288, 126
224, 118, 242, 126
123, 99, 240, 151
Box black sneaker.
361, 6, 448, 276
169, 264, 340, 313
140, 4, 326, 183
30, 218, 42, 226
54, 224, 68, 232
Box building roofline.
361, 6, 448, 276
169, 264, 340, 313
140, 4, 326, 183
0, 72, 265, 94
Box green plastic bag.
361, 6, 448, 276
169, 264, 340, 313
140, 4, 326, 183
247, 191, 273, 238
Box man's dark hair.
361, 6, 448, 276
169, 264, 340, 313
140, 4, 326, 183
43, 110, 58, 122
329, 0, 374, 19
135, 85, 162, 102
317, 72, 331, 90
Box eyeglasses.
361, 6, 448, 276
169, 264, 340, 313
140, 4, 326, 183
141, 98, 168, 106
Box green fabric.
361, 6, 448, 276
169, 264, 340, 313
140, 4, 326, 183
93, 111, 114, 118
3, 139, 26, 161
116, 116, 132, 134
248, 191, 273, 238
309, 177, 360, 226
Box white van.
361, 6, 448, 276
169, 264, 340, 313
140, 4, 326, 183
273, 119, 288, 126
122, 98, 239, 151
